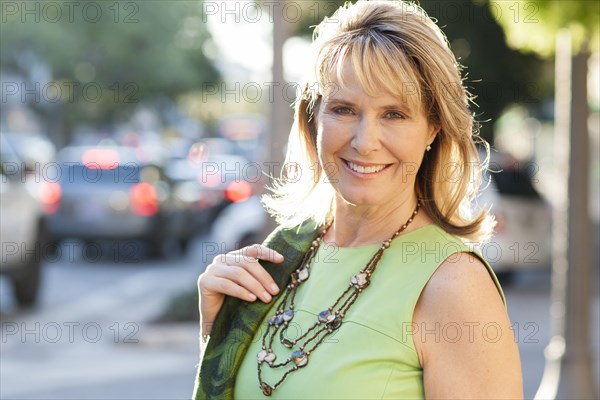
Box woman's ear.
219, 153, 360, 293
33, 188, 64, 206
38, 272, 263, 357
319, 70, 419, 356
308, 97, 321, 139
427, 123, 441, 145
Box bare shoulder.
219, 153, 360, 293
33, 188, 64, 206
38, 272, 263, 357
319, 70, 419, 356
417, 252, 505, 318
413, 252, 523, 399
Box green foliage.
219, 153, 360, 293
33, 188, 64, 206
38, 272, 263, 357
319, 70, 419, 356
0, 1, 220, 128
420, 1, 551, 137
284, 0, 349, 37
490, 0, 600, 56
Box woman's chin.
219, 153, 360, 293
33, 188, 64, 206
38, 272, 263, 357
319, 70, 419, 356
336, 193, 387, 208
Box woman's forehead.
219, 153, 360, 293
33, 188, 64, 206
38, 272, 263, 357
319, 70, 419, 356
319, 59, 423, 111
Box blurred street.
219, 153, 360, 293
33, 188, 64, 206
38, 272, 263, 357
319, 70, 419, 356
506, 269, 600, 398
0, 237, 205, 400
1, 237, 598, 399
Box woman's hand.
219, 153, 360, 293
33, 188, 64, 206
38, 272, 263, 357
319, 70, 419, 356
197, 244, 284, 336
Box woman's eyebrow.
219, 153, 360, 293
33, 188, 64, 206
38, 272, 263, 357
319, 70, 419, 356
324, 98, 412, 113
381, 103, 414, 115
323, 98, 355, 106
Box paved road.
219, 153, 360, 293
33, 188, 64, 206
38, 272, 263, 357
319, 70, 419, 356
1, 238, 205, 400
1, 241, 598, 399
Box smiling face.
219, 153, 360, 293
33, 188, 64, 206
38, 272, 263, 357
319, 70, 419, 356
315, 62, 438, 210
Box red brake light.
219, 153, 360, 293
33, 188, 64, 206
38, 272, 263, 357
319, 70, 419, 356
40, 182, 62, 214
224, 180, 252, 203
130, 182, 158, 216
201, 172, 221, 188
82, 149, 120, 169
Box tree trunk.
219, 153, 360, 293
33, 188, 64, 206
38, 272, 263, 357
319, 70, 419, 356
263, 0, 292, 237
535, 29, 597, 400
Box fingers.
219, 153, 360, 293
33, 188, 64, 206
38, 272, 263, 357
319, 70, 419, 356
202, 263, 274, 303
223, 244, 283, 295
227, 244, 284, 264
201, 245, 284, 303
225, 251, 280, 287
203, 276, 259, 303
220, 264, 275, 302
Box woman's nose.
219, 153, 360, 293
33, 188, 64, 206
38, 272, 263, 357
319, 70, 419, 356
351, 117, 382, 155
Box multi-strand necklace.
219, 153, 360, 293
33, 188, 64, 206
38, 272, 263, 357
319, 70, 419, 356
256, 202, 420, 396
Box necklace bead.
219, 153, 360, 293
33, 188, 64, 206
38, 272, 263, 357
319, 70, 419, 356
328, 316, 343, 330
318, 309, 335, 323
298, 268, 309, 281
351, 272, 369, 288
291, 349, 308, 367
257, 350, 267, 363
260, 383, 273, 396
283, 310, 294, 322
264, 352, 276, 364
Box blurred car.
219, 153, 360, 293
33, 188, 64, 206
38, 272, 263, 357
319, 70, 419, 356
41, 146, 192, 258
164, 157, 212, 235
0, 133, 45, 306
216, 114, 266, 163
479, 157, 552, 276
165, 153, 263, 236
210, 195, 268, 251
2, 131, 56, 171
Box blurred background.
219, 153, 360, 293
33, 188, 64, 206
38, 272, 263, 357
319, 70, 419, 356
0, 1, 598, 399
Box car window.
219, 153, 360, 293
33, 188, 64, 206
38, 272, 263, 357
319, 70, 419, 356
0, 135, 23, 182
59, 163, 141, 185
490, 169, 541, 199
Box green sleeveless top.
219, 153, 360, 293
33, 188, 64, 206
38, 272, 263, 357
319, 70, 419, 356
233, 224, 504, 399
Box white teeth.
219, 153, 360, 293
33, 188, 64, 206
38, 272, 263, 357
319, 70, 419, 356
346, 161, 387, 174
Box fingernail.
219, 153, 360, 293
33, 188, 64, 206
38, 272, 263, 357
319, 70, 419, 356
270, 284, 280, 294
248, 293, 257, 301
276, 253, 284, 260
261, 292, 272, 302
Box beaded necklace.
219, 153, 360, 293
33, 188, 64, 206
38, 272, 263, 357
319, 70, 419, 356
257, 202, 420, 396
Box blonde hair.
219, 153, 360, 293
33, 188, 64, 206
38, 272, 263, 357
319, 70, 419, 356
262, 0, 493, 242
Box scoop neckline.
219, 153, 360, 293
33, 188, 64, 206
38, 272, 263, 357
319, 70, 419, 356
320, 223, 439, 251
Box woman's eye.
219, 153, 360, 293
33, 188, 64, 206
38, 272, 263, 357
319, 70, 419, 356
385, 111, 405, 119
332, 107, 353, 115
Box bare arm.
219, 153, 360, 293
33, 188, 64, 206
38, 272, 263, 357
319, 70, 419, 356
413, 252, 523, 399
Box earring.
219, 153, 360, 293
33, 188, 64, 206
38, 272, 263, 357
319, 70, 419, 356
426, 144, 432, 152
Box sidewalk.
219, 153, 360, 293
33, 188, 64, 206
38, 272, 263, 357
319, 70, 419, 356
505, 270, 600, 398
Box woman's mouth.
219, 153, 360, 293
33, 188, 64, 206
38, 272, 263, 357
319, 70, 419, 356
343, 160, 390, 174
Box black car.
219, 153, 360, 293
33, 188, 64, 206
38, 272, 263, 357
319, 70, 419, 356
42, 146, 191, 259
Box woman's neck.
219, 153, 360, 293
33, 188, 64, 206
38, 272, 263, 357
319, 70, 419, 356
324, 193, 430, 248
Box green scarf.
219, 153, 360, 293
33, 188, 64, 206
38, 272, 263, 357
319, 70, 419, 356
192, 221, 321, 399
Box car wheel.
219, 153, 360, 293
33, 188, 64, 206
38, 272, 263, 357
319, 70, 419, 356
179, 237, 190, 254
12, 233, 43, 307
147, 235, 164, 259
496, 270, 515, 286
37, 220, 59, 259
148, 235, 182, 260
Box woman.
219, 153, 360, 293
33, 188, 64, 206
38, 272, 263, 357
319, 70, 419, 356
194, 1, 523, 399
